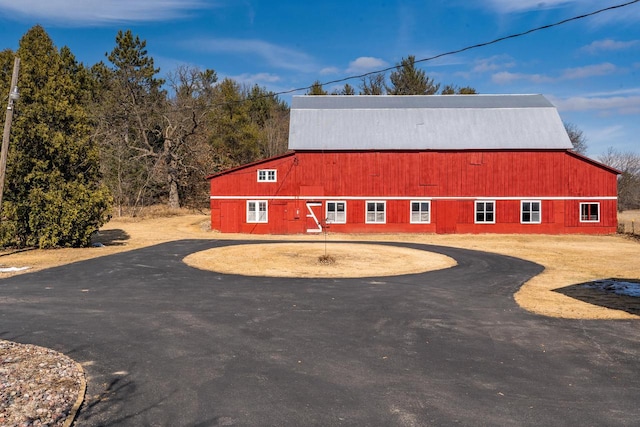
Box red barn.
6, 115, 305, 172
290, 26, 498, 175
207, 95, 619, 234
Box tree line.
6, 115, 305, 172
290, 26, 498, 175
0, 26, 291, 247
0, 26, 637, 247
307, 55, 477, 96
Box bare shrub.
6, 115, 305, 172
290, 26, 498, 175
318, 254, 336, 265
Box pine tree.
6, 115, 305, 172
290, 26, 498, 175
386, 55, 440, 95
92, 30, 167, 213
0, 26, 111, 248
307, 80, 328, 95
209, 78, 262, 167
246, 84, 290, 158
332, 83, 355, 95
441, 84, 477, 95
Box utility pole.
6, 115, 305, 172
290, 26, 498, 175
0, 57, 20, 219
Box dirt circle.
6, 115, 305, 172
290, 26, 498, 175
183, 242, 457, 278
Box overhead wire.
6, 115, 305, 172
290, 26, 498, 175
252, 0, 640, 100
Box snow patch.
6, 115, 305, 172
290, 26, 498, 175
0, 266, 30, 273
583, 279, 640, 298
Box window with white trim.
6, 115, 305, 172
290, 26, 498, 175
326, 201, 346, 224
521, 200, 541, 224
366, 201, 386, 224
475, 201, 495, 224
247, 200, 268, 223
257, 169, 277, 182
410, 201, 431, 223
580, 202, 600, 222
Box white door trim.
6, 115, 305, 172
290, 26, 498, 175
306, 202, 322, 233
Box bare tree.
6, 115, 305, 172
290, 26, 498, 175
359, 73, 386, 95
564, 122, 588, 155
163, 66, 218, 208
599, 147, 640, 211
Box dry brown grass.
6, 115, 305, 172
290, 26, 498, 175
619, 209, 640, 234
1, 208, 638, 320
619, 209, 640, 222
184, 243, 456, 278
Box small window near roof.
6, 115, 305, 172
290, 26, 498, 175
580, 203, 600, 222
257, 169, 277, 182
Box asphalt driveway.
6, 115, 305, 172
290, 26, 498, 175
1, 240, 639, 426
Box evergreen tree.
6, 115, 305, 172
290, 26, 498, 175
386, 55, 440, 95
457, 86, 477, 95
307, 80, 328, 95
441, 84, 477, 95
0, 26, 111, 248
92, 30, 167, 213
332, 83, 355, 95
246, 85, 290, 158
208, 78, 262, 167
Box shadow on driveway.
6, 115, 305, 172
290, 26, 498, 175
1, 240, 639, 426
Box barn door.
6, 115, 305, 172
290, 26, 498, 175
220, 202, 240, 233
270, 202, 287, 234
436, 200, 458, 234
305, 202, 323, 233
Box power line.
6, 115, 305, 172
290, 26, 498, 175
272, 0, 640, 97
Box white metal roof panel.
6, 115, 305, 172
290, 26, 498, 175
288, 95, 572, 150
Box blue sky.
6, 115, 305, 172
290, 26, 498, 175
0, 0, 638, 158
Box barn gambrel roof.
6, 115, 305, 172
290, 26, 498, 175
288, 94, 573, 151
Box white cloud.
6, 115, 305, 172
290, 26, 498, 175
319, 67, 340, 75
581, 39, 640, 54
194, 38, 315, 73
480, 0, 572, 13
492, 71, 553, 84
589, 125, 626, 142
493, 63, 618, 84
561, 63, 617, 80
475, 0, 640, 24
584, 1, 640, 25
581, 88, 640, 98
550, 94, 640, 115
346, 57, 389, 74
472, 55, 516, 73
0, 0, 208, 25
231, 73, 281, 85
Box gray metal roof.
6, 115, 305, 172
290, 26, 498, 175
288, 94, 573, 150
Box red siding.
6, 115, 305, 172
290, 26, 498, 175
209, 150, 618, 234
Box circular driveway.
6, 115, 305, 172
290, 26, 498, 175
1, 240, 639, 426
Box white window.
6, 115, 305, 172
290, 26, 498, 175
580, 202, 600, 222
257, 169, 277, 182
410, 201, 431, 223
521, 200, 541, 224
326, 201, 346, 224
247, 200, 268, 223
475, 201, 495, 224
366, 201, 386, 224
